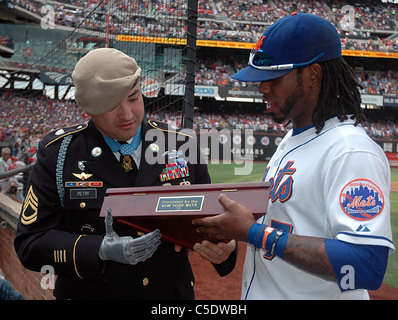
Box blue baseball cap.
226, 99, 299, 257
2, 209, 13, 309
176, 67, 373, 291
232, 13, 342, 82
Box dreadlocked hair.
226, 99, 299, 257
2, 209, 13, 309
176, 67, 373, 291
312, 57, 365, 133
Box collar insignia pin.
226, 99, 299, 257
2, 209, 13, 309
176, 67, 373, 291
91, 147, 102, 157
149, 143, 159, 153
78, 161, 86, 171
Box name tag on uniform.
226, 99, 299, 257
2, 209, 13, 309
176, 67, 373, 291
70, 188, 97, 199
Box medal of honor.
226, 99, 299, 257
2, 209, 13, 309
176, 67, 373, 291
122, 155, 133, 173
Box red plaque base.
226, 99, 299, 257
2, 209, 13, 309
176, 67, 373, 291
100, 182, 269, 249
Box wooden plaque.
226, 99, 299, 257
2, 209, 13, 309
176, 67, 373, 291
100, 182, 270, 249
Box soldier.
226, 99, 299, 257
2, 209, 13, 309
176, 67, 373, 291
14, 48, 236, 299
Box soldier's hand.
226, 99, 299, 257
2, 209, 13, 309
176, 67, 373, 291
99, 208, 161, 265
193, 239, 236, 265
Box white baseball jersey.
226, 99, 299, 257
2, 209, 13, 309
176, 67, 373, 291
242, 116, 395, 300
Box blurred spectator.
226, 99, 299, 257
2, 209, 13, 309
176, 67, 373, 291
0, 275, 25, 300
2, 179, 24, 204
0, 147, 11, 191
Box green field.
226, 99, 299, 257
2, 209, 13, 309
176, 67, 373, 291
386, 191, 398, 287
207, 162, 398, 288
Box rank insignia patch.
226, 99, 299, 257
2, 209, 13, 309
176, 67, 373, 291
21, 186, 38, 225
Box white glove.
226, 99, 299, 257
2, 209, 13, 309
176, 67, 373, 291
99, 208, 161, 265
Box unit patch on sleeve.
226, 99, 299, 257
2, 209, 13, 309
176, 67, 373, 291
21, 186, 38, 225
339, 179, 384, 221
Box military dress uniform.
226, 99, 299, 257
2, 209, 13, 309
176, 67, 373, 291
14, 119, 236, 300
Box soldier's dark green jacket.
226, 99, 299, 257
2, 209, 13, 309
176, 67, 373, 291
14, 119, 236, 299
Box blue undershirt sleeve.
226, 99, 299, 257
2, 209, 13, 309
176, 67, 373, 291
324, 239, 389, 291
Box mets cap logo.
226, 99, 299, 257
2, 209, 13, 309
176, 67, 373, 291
340, 179, 384, 221
253, 35, 266, 54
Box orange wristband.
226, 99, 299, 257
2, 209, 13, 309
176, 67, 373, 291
262, 226, 275, 251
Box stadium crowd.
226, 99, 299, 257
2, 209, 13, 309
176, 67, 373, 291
0, 0, 396, 188
3, 0, 396, 96
194, 57, 398, 95
0, 93, 397, 161
1, 0, 395, 96
0, 89, 395, 203
0, 36, 14, 49
12, 0, 398, 52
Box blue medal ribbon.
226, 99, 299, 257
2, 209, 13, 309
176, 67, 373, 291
102, 124, 142, 155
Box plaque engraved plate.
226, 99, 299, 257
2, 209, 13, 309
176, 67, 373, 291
100, 182, 270, 248
156, 196, 204, 212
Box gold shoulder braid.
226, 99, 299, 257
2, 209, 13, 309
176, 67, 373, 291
148, 120, 193, 139
45, 123, 88, 148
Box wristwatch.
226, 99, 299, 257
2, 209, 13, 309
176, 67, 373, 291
270, 230, 284, 255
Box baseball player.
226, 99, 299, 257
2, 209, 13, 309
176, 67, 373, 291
192, 13, 395, 299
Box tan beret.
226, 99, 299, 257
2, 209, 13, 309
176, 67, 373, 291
72, 48, 141, 115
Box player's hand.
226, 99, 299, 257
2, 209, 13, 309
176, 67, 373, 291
99, 208, 162, 265
193, 239, 236, 265
192, 194, 255, 242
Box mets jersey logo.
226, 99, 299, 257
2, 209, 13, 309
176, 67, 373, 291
267, 161, 296, 203
340, 179, 384, 221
